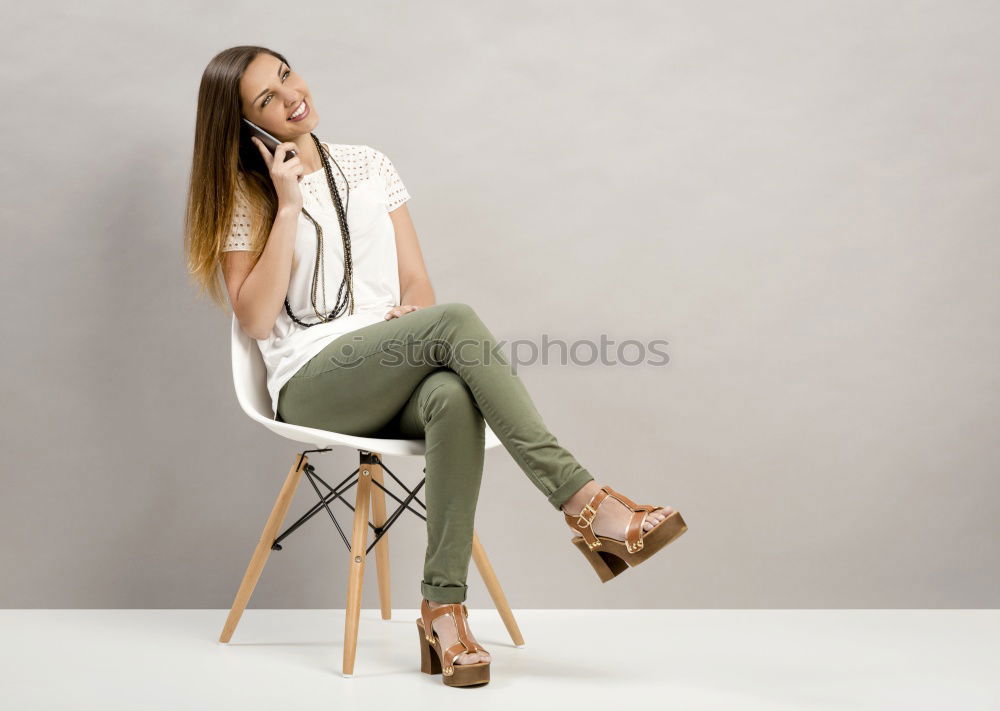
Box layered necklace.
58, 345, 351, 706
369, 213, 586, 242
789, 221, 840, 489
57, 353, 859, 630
283, 133, 355, 327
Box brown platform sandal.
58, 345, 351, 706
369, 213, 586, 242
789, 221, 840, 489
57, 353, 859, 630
564, 485, 688, 582
416, 599, 490, 687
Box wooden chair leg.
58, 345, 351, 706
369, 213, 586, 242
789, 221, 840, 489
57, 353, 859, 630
471, 529, 526, 647
342, 451, 375, 677
219, 453, 308, 643
368, 458, 392, 620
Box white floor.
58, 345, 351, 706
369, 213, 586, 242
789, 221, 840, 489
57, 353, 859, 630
1, 609, 996, 709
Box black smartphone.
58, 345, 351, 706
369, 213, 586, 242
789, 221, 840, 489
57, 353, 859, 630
242, 118, 297, 161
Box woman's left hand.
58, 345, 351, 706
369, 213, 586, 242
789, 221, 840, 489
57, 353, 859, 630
384, 304, 422, 320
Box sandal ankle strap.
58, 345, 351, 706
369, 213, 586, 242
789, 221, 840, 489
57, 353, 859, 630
564, 485, 663, 553
563, 486, 612, 550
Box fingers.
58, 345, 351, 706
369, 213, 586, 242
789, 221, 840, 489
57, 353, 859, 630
274, 143, 301, 172
383, 305, 420, 320
273, 141, 297, 164
251, 136, 272, 168
252, 138, 302, 175
271, 143, 303, 184
286, 157, 304, 182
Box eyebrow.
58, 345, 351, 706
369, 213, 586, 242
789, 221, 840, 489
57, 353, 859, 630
251, 63, 286, 108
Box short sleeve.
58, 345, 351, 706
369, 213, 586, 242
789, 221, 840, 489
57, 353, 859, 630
367, 145, 411, 211
221, 188, 253, 252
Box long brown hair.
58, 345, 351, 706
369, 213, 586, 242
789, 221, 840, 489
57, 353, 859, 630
183, 45, 291, 311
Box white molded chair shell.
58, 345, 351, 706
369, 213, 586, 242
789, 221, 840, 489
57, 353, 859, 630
230, 314, 502, 455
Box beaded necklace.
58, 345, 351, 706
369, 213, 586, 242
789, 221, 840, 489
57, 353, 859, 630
283, 133, 355, 327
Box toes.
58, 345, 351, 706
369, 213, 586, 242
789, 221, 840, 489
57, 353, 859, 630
464, 651, 489, 664
642, 508, 673, 530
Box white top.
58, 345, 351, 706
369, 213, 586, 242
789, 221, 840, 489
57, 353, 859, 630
221, 142, 411, 419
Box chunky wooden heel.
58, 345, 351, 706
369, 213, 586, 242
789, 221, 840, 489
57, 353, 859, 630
416, 600, 490, 687
565, 485, 688, 583
417, 621, 442, 675
571, 536, 631, 582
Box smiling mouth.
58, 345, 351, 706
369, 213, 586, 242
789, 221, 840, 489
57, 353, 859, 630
288, 99, 310, 122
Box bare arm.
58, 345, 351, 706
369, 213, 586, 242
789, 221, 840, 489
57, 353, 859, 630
389, 202, 436, 308
221, 205, 300, 340
221, 138, 305, 340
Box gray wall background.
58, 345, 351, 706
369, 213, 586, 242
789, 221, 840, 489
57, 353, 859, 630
2, 0, 997, 609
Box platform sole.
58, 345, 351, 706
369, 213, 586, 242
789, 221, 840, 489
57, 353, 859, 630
571, 510, 688, 582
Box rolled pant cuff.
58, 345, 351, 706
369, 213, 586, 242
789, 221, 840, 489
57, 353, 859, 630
547, 469, 595, 511
421, 581, 468, 603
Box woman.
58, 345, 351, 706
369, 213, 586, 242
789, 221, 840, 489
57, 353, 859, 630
184, 45, 687, 687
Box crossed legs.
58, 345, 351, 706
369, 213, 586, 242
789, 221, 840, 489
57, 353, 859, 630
277, 302, 600, 664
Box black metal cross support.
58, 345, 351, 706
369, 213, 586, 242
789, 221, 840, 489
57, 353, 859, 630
271, 449, 429, 557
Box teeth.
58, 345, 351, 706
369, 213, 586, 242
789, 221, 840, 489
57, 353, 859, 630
289, 100, 306, 119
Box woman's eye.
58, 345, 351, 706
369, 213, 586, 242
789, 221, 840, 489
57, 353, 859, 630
262, 70, 291, 107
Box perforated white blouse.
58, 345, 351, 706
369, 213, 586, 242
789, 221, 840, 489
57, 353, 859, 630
221, 142, 411, 419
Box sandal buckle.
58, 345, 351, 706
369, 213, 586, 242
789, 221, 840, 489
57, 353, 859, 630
576, 503, 598, 528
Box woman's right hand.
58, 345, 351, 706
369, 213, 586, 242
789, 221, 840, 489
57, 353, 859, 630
251, 136, 304, 212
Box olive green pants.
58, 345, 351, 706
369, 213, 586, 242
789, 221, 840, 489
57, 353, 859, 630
276, 302, 594, 603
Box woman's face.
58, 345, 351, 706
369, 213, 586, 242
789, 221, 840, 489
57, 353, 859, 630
239, 53, 318, 139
